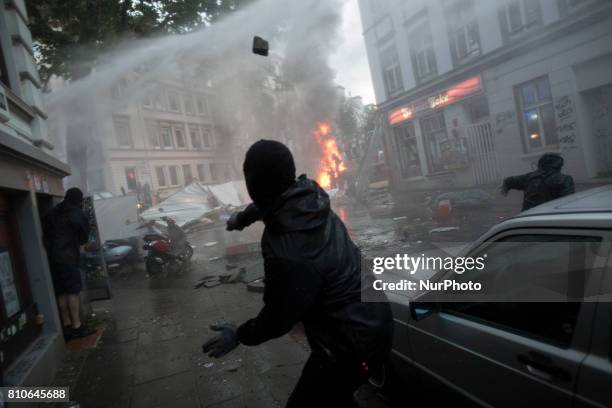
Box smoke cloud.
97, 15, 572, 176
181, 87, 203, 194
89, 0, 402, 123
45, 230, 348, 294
46, 0, 346, 186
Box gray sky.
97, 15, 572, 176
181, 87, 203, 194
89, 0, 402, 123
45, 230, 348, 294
330, 0, 376, 105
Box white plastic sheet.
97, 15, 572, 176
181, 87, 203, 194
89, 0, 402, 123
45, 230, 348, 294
139, 180, 250, 227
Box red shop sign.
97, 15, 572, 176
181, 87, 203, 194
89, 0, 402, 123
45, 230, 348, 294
388, 75, 483, 125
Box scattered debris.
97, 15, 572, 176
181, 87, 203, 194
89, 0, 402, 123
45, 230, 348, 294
240, 261, 265, 284
193, 275, 218, 289
204, 362, 214, 369
429, 226, 460, 234
208, 256, 222, 262
247, 279, 265, 293
203, 278, 222, 288
219, 269, 245, 284
204, 241, 218, 247
225, 359, 243, 372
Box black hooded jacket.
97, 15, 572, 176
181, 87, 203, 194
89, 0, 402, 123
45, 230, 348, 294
42, 201, 90, 265
236, 176, 393, 366
502, 155, 575, 211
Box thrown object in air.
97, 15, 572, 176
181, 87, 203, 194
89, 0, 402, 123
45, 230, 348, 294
252, 36, 269, 56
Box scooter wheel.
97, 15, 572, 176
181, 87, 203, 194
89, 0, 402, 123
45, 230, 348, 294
183, 245, 194, 261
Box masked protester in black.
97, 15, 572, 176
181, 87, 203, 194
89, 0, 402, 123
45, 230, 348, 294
202, 140, 393, 408
501, 152, 575, 211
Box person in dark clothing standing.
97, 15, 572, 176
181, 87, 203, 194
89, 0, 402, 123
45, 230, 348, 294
501, 152, 575, 211
42, 187, 94, 339
203, 140, 393, 407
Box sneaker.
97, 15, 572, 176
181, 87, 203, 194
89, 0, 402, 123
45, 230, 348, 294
63, 326, 73, 340
70, 324, 96, 338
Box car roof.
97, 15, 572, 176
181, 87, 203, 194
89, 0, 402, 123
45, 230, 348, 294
483, 184, 612, 239
517, 184, 612, 216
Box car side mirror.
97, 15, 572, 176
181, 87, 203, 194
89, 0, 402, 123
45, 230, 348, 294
409, 301, 437, 320
252, 36, 269, 57
409, 289, 439, 320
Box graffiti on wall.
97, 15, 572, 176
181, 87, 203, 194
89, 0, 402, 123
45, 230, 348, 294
554, 95, 578, 152
495, 110, 516, 134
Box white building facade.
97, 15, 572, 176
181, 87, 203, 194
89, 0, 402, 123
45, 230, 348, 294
49, 71, 236, 201
359, 0, 612, 196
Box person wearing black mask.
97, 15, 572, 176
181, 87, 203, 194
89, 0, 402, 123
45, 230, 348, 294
202, 140, 393, 407
501, 152, 575, 211
42, 187, 95, 339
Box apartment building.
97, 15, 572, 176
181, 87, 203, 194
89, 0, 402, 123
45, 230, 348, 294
49, 68, 236, 200
0, 0, 70, 386
359, 0, 612, 197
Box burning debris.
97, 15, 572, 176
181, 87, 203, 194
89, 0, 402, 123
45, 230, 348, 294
314, 122, 346, 190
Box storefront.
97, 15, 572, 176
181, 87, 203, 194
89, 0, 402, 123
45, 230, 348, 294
0, 139, 69, 386
384, 74, 492, 190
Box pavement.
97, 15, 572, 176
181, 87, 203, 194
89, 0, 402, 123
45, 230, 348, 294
47, 191, 526, 408
47, 220, 389, 408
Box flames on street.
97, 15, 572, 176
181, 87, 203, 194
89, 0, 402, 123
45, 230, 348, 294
314, 122, 346, 190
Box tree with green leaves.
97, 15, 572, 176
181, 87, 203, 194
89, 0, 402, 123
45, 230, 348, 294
27, 0, 253, 88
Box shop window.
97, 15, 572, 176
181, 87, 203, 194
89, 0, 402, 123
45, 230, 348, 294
184, 94, 195, 115
421, 112, 466, 173
124, 167, 138, 190
409, 23, 437, 83
0, 195, 37, 372
197, 164, 207, 182
160, 126, 174, 149
174, 126, 186, 149
516, 76, 558, 151
499, 0, 542, 40
189, 126, 202, 149
182, 165, 193, 185
445, 0, 481, 65
392, 122, 422, 178
380, 45, 404, 98
155, 166, 167, 187
168, 166, 179, 185
113, 116, 133, 147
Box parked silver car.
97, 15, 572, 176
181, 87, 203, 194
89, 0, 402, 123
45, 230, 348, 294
382, 185, 612, 407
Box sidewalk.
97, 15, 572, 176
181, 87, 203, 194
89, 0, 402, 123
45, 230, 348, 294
49, 233, 388, 408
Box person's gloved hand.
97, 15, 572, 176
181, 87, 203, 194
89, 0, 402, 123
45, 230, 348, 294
500, 185, 509, 196
226, 212, 244, 231
202, 323, 239, 358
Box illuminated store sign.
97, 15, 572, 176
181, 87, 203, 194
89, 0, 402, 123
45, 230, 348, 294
388, 75, 483, 125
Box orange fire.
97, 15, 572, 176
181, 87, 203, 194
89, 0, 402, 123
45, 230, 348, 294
314, 122, 346, 190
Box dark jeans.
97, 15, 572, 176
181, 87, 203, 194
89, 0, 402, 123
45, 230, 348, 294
286, 353, 366, 408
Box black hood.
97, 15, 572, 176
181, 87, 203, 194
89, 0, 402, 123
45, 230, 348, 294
56, 200, 79, 213
538, 153, 564, 172
264, 175, 330, 233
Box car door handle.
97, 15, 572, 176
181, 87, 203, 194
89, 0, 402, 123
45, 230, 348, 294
517, 353, 571, 382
